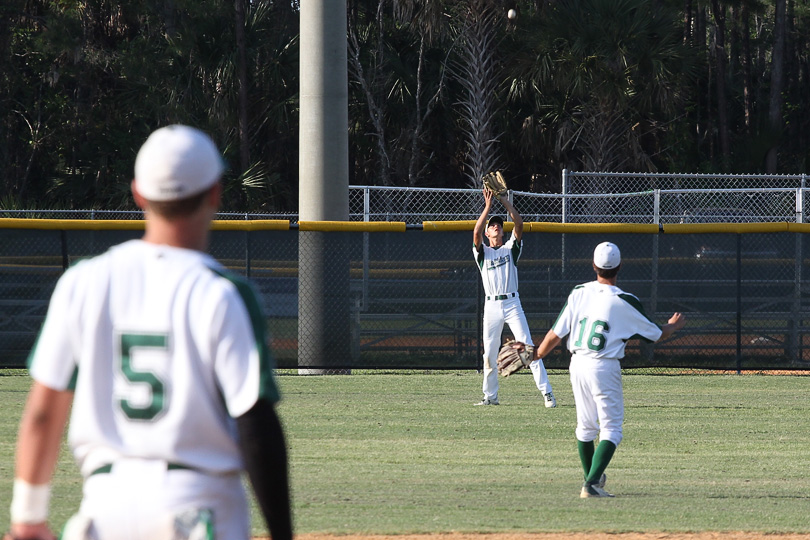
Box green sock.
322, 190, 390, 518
586, 440, 617, 485
577, 440, 595, 479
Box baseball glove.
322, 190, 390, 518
496, 339, 534, 377
482, 171, 508, 197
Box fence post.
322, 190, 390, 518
362, 191, 370, 312
506, 190, 514, 222
795, 176, 807, 364
561, 169, 568, 277
245, 231, 251, 279
561, 169, 568, 224
653, 189, 660, 224
791, 231, 802, 363
60, 230, 69, 271
364, 187, 371, 221
736, 234, 742, 374
651, 230, 659, 323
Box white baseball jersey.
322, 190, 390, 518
473, 232, 521, 296
28, 239, 280, 478
473, 232, 552, 400
552, 280, 662, 359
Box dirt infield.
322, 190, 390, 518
261, 533, 810, 540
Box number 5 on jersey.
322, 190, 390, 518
118, 332, 169, 421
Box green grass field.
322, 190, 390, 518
1, 369, 809, 535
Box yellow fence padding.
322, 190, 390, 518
0, 219, 804, 235
528, 222, 659, 233
0, 218, 145, 230
663, 222, 790, 234
422, 220, 514, 232
297, 221, 406, 232
211, 220, 290, 231
786, 223, 810, 233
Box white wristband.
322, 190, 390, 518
10, 478, 51, 524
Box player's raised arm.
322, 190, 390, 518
501, 195, 523, 241
473, 187, 493, 250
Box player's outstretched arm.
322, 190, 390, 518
473, 188, 493, 250
236, 399, 293, 540
511, 329, 562, 361
532, 328, 562, 360
658, 312, 686, 341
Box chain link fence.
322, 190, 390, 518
4, 172, 808, 225
1, 222, 809, 372
3, 173, 808, 372
562, 171, 807, 192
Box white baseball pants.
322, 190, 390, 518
569, 354, 624, 446
482, 296, 551, 400
63, 458, 249, 540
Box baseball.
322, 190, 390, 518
507, 8, 517, 19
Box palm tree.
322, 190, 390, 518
453, 0, 504, 188
348, 0, 514, 191
511, 0, 695, 178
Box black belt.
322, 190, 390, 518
487, 293, 516, 301
90, 462, 194, 476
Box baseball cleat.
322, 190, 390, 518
580, 482, 614, 498
598, 473, 607, 488
543, 392, 557, 408
474, 398, 500, 406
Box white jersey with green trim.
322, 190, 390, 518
473, 232, 521, 297
28, 239, 280, 478
552, 280, 662, 360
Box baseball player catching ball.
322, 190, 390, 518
6, 125, 293, 540
522, 241, 685, 497
473, 187, 555, 407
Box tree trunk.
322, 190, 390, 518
235, 0, 250, 176
710, 0, 730, 160
347, 0, 392, 186
163, 0, 177, 39
407, 36, 427, 187
765, 0, 786, 173
741, 1, 752, 133
683, 0, 692, 42
693, 4, 707, 158
406, 34, 447, 187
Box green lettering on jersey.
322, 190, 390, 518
573, 317, 610, 352
119, 333, 168, 421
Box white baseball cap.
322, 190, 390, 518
134, 125, 224, 202
593, 241, 621, 269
